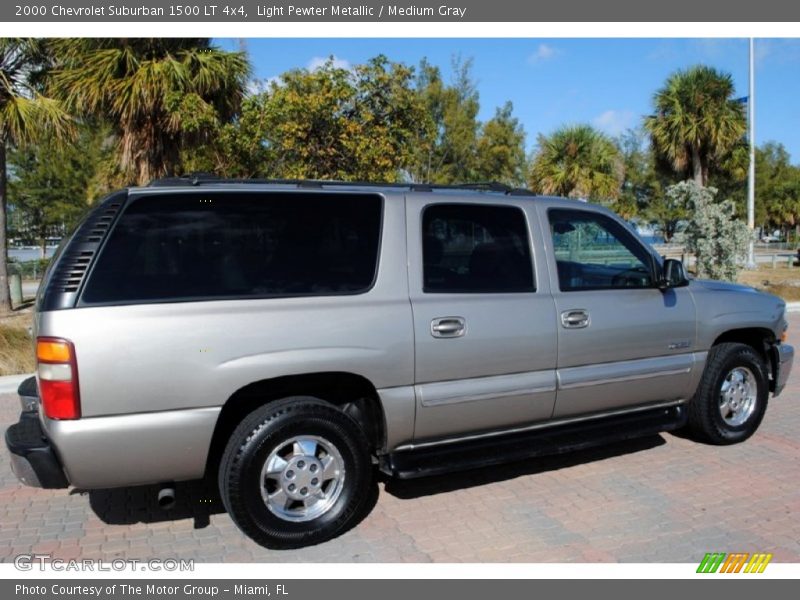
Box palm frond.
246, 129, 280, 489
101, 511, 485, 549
48, 39, 250, 184
529, 124, 623, 201
645, 65, 746, 183
0, 93, 75, 146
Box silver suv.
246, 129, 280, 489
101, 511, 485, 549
6, 179, 794, 549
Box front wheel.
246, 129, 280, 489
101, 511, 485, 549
688, 342, 769, 445
219, 397, 374, 549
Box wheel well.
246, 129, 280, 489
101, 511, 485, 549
712, 327, 777, 385
713, 328, 775, 353
204, 372, 385, 479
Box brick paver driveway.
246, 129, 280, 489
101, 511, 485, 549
2, 316, 800, 563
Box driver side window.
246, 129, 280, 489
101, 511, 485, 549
549, 209, 654, 291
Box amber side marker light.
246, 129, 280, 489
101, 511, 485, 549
36, 337, 81, 420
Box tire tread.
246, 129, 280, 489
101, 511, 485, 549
218, 397, 372, 549
687, 342, 768, 445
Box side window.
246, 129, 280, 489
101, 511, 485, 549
422, 203, 534, 293
81, 192, 382, 304
549, 209, 655, 291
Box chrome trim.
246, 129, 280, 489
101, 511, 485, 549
774, 343, 794, 397
8, 453, 42, 488
430, 316, 467, 338
395, 398, 687, 452
19, 394, 38, 413
557, 353, 695, 391
423, 385, 557, 405
560, 309, 590, 329
558, 367, 691, 390
417, 370, 557, 408
718, 366, 757, 426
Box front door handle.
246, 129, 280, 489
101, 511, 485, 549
431, 317, 466, 338
561, 309, 590, 329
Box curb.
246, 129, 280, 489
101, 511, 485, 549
787, 302, 800, 313
0, 373, 33, 395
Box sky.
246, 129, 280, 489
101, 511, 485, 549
216, 38, 800, 161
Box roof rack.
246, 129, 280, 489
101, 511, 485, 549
147, 174, 537, 196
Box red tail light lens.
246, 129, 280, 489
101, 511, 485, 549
36, 337, 81, 420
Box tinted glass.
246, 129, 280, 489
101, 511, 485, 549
549, 209, 654, 291
422, 203, 534, 293
81, 192, 382, 304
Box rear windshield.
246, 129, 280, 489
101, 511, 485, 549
80, 192, 383, 305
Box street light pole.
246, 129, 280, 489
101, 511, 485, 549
747, 37, 757, 269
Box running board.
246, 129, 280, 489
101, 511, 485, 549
380, 404, 687, 480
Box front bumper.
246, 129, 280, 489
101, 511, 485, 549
773, 343, 794, 397
6, 410, 68, 489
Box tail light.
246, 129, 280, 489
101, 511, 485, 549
36, 337, 81, 420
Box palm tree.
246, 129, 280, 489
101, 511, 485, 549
528, 124, 623, 202
645, 65, 746, 187
49, 39, 250, 185
0, 39, 73, 313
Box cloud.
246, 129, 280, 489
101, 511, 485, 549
245, 76, 283, 96
307, 55, 352, 72
244, 55, 353, 96
691, 38, 729, 59
754, 39, 800, 65
646, 42, 678, 61
755, 40, 773, 64
527, 44, 560, 65
592, 109, 636, 136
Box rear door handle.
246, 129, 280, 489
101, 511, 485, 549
431, 317, 466, 338
561, 309, 590, 329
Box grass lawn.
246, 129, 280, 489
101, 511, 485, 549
738, 263, 800, 301
0, 312, 34, 376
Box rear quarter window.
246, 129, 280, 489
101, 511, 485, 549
80, 192, 383, 305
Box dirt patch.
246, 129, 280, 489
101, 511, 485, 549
0, 313, 34, 376
737, 263, 800, 301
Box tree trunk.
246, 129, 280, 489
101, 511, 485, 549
0, 142, 12, 313
691, 146, 704, 187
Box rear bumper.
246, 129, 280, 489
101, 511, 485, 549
5, 376, 220, 489
5, 411, 68, 489
773, 343, 794, 397
17, 375, 39, 412
46, 405, 220, 488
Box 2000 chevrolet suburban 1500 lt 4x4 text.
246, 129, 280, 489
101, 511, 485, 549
5, 178, 794, 548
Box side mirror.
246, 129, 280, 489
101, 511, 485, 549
659, 258, 689, 290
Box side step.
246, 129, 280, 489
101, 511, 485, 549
381, 404, 687, 480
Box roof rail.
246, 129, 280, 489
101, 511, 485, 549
146, 174, 538, 196
148, 173, 222, 187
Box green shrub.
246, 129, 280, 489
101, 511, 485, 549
672, 181, 752, 282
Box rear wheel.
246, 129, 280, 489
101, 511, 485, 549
688, 342, 769, 444
219, 397, 373, 549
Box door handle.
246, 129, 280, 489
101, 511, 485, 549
561, 309, 590, 329
431, 317, 466, 338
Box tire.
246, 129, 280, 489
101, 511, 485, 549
688, 342, 769, 445
219, 396, 373, 549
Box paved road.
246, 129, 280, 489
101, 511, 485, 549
2, 319, 800, 563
